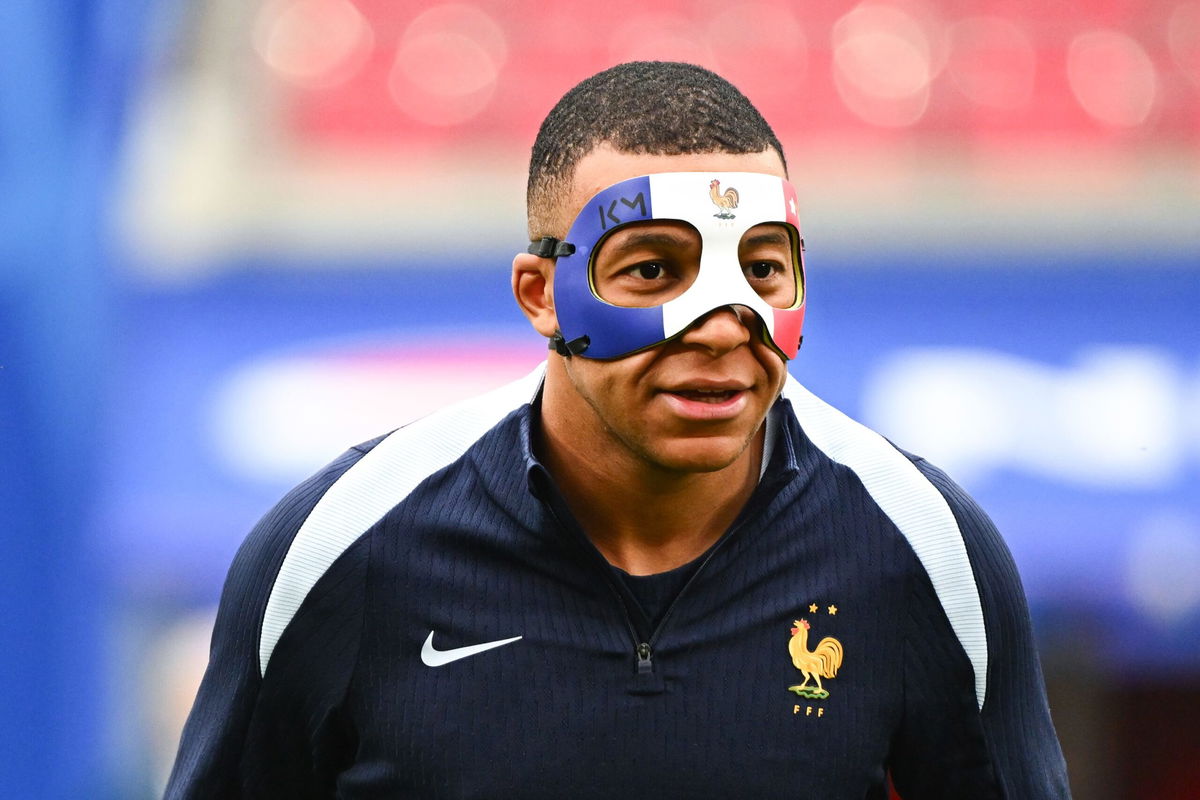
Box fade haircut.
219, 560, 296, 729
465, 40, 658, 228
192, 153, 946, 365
526, 61, 787, 239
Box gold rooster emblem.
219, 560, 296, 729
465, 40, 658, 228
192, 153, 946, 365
787, 619, 844, 700
709, 179, 739, 219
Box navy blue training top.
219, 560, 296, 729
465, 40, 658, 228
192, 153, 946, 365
165, 367, 1071, 799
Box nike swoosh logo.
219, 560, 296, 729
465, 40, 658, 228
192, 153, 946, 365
420, 631, 522, 667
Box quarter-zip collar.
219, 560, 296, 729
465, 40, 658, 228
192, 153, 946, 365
512, 392, 804, 694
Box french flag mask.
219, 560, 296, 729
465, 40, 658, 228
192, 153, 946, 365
528, 172, 806, 361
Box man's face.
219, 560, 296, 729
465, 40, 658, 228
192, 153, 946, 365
548, 146, 792, 476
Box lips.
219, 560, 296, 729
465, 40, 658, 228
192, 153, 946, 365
658, 382, 751, 420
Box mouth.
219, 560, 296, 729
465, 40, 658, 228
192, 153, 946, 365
668, 388, 742, 404
658, 384, 751, 420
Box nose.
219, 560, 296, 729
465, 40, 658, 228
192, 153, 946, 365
677, 305, 754, 354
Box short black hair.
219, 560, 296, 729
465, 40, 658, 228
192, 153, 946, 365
526, 61, 786, 238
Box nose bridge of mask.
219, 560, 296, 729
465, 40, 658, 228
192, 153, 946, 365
660, 221, 774, 339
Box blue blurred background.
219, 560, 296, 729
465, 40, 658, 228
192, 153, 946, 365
2, 1, 1198, 797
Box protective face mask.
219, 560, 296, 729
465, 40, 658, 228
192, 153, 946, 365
530, 171, 806, 360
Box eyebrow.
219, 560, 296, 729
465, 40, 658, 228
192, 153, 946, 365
740, 228, 792, 248
601, 229, 696, 259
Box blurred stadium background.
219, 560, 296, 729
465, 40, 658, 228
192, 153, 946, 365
2, 0, 1198, 796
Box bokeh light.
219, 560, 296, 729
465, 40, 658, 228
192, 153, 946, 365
947, 16, 1036, 111
1067, 30, 1159, 128
254, 0, 374, 90
707, 4, 809, 98
1125, 512, 1200, 625
832, 3, 938, 127
387, 4, 507, 126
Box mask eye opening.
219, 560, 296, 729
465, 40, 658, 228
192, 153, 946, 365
587, 219, 702, 309
737, 221, 805, 310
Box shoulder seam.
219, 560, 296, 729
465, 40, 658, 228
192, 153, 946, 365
256, 364, 546, 677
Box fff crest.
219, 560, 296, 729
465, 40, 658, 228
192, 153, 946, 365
787, 615, 844, 700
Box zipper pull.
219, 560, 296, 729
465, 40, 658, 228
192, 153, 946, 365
630, 641, 664, 695
636, 642, 653, 674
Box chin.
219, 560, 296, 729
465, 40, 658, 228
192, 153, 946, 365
646, 437, 752, 475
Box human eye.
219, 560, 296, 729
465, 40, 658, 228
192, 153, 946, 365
628, 261, 670, 281
743, 260, 783, 282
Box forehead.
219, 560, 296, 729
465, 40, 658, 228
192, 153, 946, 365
565, 144, 788, 228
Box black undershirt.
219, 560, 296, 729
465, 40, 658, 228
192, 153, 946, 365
615, 559, 699, 630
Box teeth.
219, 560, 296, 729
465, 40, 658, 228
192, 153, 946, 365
676, 389, 737, 402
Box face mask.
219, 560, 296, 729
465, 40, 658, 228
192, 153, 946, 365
529, 171, 806, 360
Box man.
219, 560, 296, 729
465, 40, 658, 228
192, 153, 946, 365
166, 62, 1070, 798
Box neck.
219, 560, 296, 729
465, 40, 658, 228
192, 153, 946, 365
537, 362, 764, 575
542, 435, 762, 575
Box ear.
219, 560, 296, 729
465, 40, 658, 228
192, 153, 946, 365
512, 252, 559, 338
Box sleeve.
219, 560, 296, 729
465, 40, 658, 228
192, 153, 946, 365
162, 444, 374, 799
887, 458, 1072, 800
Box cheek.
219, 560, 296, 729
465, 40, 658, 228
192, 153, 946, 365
752, 343, 789, 388
568, 354, 657, 405
564, 359, 620, 407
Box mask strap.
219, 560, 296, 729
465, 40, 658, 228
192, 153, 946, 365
528, 237, 576, 259
548, 332, 590, 357
532, 238, 584, 356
